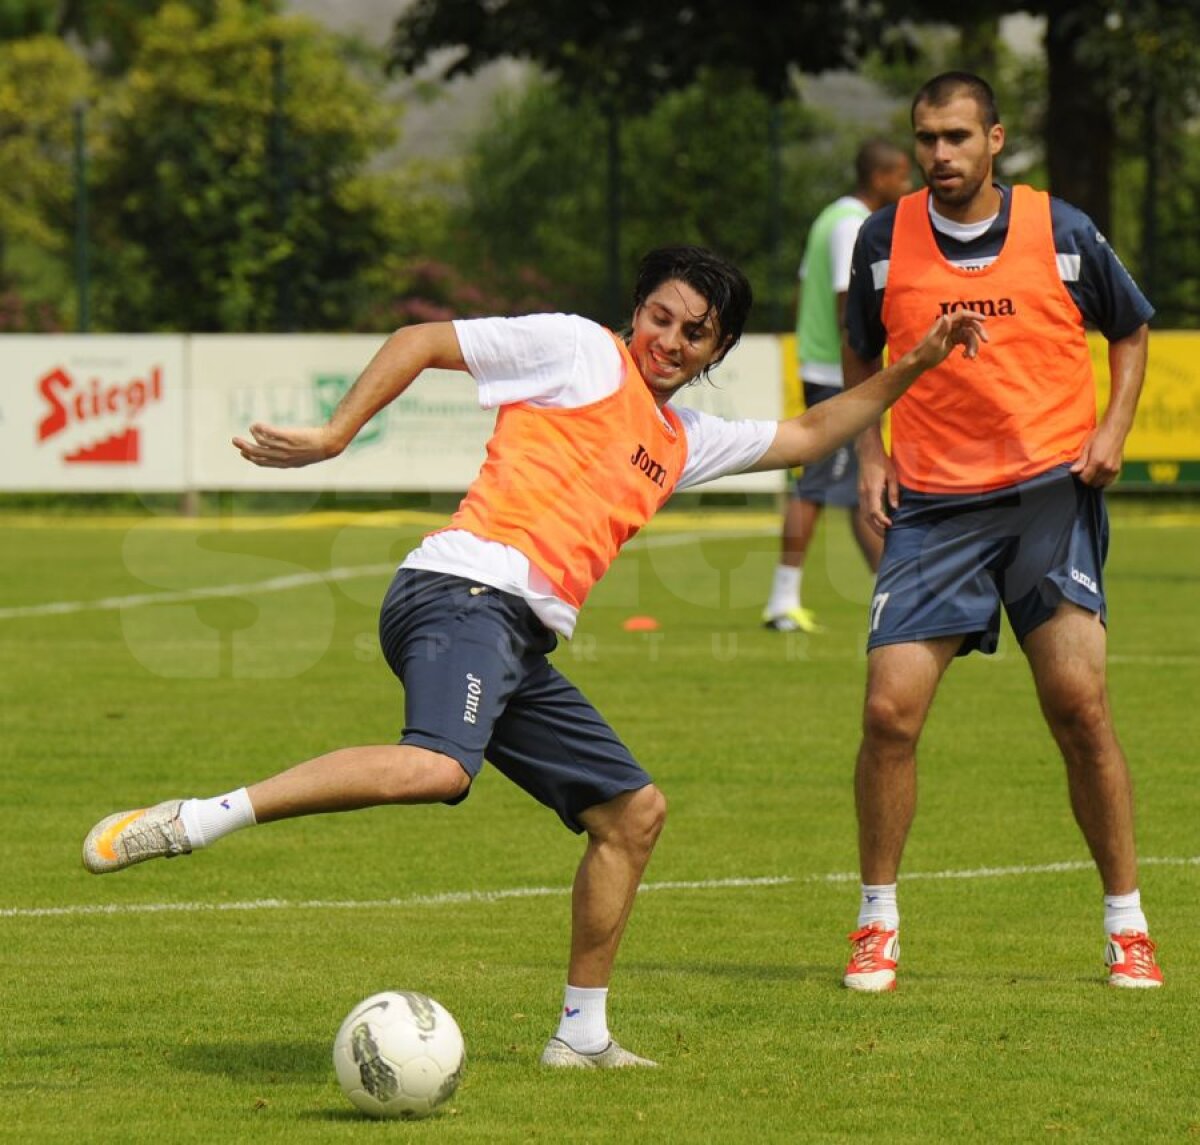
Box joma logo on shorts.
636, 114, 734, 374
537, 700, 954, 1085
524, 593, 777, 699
939, 298, 1016, 317
1070, 567, 1099, 594
463, 673, 483, 724
630, 443, 667, 487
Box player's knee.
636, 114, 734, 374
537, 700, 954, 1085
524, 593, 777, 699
1044, 691, 1112, 753
380, 746, 470, 803
586, 783, 666, 855
861, 691, 922, 748
630, 783, 667, 847
439, 763, 472, 801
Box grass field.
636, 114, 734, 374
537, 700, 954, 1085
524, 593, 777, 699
3, 500, 1199, 1142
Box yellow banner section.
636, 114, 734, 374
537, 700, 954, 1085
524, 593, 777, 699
781, 331, 1200, 465
1090, 331, 1200, 460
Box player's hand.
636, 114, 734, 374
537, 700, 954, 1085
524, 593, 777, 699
232, 423, 343, 468
913, 309, 988, 369
857, 435, 898, 532
1070, 423, 1125, 487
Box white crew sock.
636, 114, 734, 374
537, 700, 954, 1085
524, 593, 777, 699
767, 564, 803, 617
1103, 890, 1148, 937
178, 788, 257, 849
553, 985, 609, 1054
858, 883, 899, 930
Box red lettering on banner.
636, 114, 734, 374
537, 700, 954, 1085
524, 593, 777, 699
37, 368, 71, 441
36, 366, 164, 462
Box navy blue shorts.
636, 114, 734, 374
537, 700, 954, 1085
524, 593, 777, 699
377, 569, 652, 832
792, 382, 860, 508
866, 465, 1109, 656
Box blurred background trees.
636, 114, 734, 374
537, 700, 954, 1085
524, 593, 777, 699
0, 0, 1197, 333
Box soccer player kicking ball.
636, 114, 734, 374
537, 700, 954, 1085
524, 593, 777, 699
84, 246, 985, 1067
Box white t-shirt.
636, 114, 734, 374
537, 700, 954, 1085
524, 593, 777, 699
401, 313, 775, 637
798, 196, 870, 387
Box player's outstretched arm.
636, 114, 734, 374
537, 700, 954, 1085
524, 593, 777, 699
233, 322, 468, 469
749, 310, 986, 472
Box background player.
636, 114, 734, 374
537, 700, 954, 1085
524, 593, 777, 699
762, 139, 912, 633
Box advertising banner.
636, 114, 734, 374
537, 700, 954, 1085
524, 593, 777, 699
188, 334, 496, 492
14, 329, 1195, 494
189, 332, 785, 494
0, 335, 187, 491
1091, 331, 1200, 486
669, 334, 785, 493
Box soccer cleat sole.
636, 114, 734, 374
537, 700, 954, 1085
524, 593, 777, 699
1109, 973, 1163, 989
843, 969, 897, 992
540, 1037, 658, 1068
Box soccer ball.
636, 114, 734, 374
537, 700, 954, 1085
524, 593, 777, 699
332, 990, 466, 1120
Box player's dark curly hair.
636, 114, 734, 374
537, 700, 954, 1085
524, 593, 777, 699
631, 246, 753, 365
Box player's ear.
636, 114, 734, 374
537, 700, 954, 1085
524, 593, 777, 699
989, 122, 1005, 158
714, 336, 736, 369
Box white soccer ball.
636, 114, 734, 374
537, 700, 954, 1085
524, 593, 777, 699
332, 990, 466, 1120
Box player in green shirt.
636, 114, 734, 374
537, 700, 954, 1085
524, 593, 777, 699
763, 139, 911, 632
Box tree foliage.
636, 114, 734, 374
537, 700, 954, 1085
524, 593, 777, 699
0, 34, 88, 327
1, 0, 280, 70
84, 1, 427, 331
872, 0, 1200, 247
0, 35, 89, 252
390, 0, 864, 104
451, 72, 854, 329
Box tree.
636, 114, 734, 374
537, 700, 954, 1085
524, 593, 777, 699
873, 0, 1200, 244
389, 0, 868, 325
0, 34, 89, 327
448, 71, 850, 328
84, 1, 433, 331
4, 0, 281, 71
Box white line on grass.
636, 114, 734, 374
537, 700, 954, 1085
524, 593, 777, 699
0, 531, 753, 622
0, 564, 397, 621
0, 875, 790, 920
5, 858, 1196, 921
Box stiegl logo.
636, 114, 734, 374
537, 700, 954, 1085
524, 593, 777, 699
463, 673, 483, 724
36, 364, 164, 463
1070, 567, 1099, 594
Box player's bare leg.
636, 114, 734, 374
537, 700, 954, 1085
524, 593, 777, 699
845, 637, 959, 991
1023, 603, 1160, 985
542, 783, 666, 1068
782, 498, 822, 567
764, 499, 824, 632
567, 784, 667, 986
1023, 605, 1138, 894
248, 744, 469, 821
855, 637, 960, 883
83, 745, 468, 873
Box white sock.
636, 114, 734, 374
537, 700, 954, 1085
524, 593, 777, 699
1104, 890, 1148, 937
178, 788, 257, 849
767, 564, 803, 616
858, 883, 899, 930
553, 985, 609, 1054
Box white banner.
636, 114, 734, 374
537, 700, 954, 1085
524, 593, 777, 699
190, 332, 785, 495
188, 334, 496, 492
0, 335, 187, 491
673, 334, 784, 493
0, 331, 784, 494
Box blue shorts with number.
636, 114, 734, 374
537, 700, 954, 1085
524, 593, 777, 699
792, 382, 861, 508
378, 569, 652, 832
866, 465, 1109, 656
